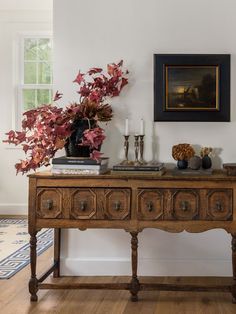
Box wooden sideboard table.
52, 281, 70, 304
28, 170, 236, 303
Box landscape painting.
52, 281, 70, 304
165, 65, 219, 111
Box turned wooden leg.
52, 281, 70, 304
53, 228, 61, 278
28, 232, 38, 302
232, 234, 236, 304
130, 232, 140, 302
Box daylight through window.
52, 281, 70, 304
21, 37, 53, 111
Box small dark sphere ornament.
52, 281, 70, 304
189, 156, 202, 170
64, 119, 97, 157
177, 160, 188, 169
202, 155, 212, 169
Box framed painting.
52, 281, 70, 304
154, 54, 230, 121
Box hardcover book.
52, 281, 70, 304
52, 156, 109, 166
112, 162, 164, 172
52, 164, 108, 171
51, 168, 109, 175
111, 168, 166, 176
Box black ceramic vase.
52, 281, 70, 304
177, 160, 188, 169
64, 119, 97, 157
202, 155, 212, 169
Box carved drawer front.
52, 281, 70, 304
37, 188, 63, 218
171, 189, 199, 220
104, 189, 131, 220
137, 189, 163, 220
70, 189, 96, 219
206, 189, 233, 221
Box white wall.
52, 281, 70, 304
54, 0, 236, 276
0, 1, 52, 215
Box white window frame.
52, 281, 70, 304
15, 32, 53, 129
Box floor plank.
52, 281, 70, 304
0, 247, 235, 314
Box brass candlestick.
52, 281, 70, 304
134, 135, 141, 166
120, 135, 131, 165
139, 135, 147, 165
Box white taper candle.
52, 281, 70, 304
125, 118, 129, 135
140, 119, 144, 135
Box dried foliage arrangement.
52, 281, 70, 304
172, 143, 195, 161
200, 147, 213, 157
4, 61, 128, 174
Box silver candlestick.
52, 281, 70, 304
120, 135, 131, 165
134, 135, 141, 166
139, 135, 147, 165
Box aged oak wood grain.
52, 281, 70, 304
28, 170, 236, 304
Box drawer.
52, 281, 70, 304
69, 188, 131, 220
206, 189, 233, 221
137, 188, 200, 221
171, 189, 200, 220
36, 188, 63, 218
70, 188, 97, 219
137, 189, 164, 220
104, 189, 131, 220
137, 188, 233, 221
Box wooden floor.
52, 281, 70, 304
0, 246, 235, 314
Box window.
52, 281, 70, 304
19, 36, 53, 114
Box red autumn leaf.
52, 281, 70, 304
88, 67, 103, 75
6, 130, 15, 137
121, 77, 128, 89
107, 61, 122, 77
73, 71, 85, 84
90, 150, 103, 161
79, 86, 90, 97
16, 131, 26, 142
22, 144, 29, 153
89, 90, 103, 103
107, 64, 115, 76
53, 90, 63, 101
118, 60, 123, 67
111, 88, 120, 97
82, 127, 105, 149
93, 76, 106, 89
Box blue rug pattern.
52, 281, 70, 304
0, 219, 53, 279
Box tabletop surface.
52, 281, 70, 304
28, 169, 236, 181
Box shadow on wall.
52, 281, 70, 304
212, 147, 223, 168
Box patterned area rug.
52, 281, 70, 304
0, 218, 53, 279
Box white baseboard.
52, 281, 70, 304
60, 257, 232, 276
0, 204, 27, 216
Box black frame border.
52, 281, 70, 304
154, 54, 230, 122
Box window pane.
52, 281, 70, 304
37, 89, 51, 105
24, 62, 37, 84
23, 89, 36, 110
38, 62, 52, 84
24, 39, 37, 61
38, 38, 51, 61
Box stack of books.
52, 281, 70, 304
112, 162, 165, 175
51, 156, 109, 175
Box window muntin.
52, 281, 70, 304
21, 36, 53, 111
